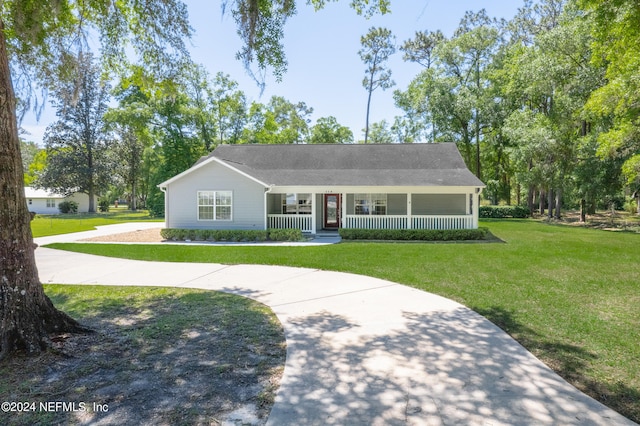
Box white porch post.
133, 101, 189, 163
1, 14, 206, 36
264, 189, 269, 230
311, 192, 317, 234
264, 186, 273, 231
341, 193, 346, 228
473, 189, 481, 229
407, 193, 412, 229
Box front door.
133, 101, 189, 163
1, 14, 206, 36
324, 194, 340, 229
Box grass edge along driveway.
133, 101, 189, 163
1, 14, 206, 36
45, 220, 640, 423
31, 210, 161, 237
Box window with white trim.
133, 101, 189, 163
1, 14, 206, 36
282, 193, 312, 215
198, 191, 232, 221
46, 199, 55, 208
354, 193, 387, 215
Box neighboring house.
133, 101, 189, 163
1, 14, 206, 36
158, 143, 485, 233
24, 187, 96, 214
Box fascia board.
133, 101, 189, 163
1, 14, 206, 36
157, 156, 269, 188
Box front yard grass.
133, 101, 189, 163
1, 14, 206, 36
46, 219, 640, 423
0, 286, 285, 425
31, 209, 162, 237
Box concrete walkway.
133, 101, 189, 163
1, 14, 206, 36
35, 226, 636, 425
34, 222, 341, 246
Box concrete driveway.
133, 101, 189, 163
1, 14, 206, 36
35, 227, 636, 425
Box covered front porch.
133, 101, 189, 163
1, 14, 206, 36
266, 188, 481, 234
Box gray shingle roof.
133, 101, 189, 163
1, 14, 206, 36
198, 143, 485, 187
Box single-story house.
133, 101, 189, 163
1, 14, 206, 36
158, 143, 485, 233
24, 187, 96, 214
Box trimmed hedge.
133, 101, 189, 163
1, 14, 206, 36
160, 228, 303, 242
339, 227, 489, 241
267, 228, 304, 241
479, 205, 530, 218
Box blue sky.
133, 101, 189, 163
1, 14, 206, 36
21, 0, 522, 145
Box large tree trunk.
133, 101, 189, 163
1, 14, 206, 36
88, 187, 96, 213
554, 187, 562, 219
547, 189, 554, 219
580, 199, 587, 222
131, 180, 137, 211
0, 21, 85, 360
526, 184, 534, 215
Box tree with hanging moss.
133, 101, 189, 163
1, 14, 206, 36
0, 0, 191, 359
36, 53, 114, 213
1, 0, 390, 360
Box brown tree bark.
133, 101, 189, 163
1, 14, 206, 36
554, 187, 562, 220
0, 20, 85, 360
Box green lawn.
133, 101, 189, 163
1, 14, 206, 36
31, 208, 162, 237
46, 220, 640, 422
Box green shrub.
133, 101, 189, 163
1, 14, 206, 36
267, 228, 304, 241
160, 228, 270, 242
479, 205, 530, 218
98, 199, 110, 212
147, 188, 165, 217
339, 227, 489, 241
58, 200, 79, 214
624, 199, 639, 214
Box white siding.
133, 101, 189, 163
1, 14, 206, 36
26, 193, 95, 214
66, 192, 96, 213
165, 161, 266, 230
27, 198, 60, 214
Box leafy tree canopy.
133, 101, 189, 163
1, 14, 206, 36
310, 116, 354, 144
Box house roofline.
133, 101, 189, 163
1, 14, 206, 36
157, 155, 270, 189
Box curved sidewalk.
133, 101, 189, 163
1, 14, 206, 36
35, 233, 635, 425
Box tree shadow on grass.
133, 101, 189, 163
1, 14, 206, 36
476, 306, 640, 424
0, 287, 286, 426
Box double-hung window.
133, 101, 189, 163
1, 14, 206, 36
198, 191, 232, 221
46, 199, 56, 208
354, 193, 387, 215
282, 193, 312, 215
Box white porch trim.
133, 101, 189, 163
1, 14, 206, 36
345, 214, 474, 230
268, 214, 313, 233
407, 193, 412, 229
266, 188, 483, 233
311, 192, 317, 233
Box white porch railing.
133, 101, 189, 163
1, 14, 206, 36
268, 214, 474, 232
412, 215, 473, 230
268, 214, 313, 232
346, 214, 473, 230
346, 215, 408, 229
